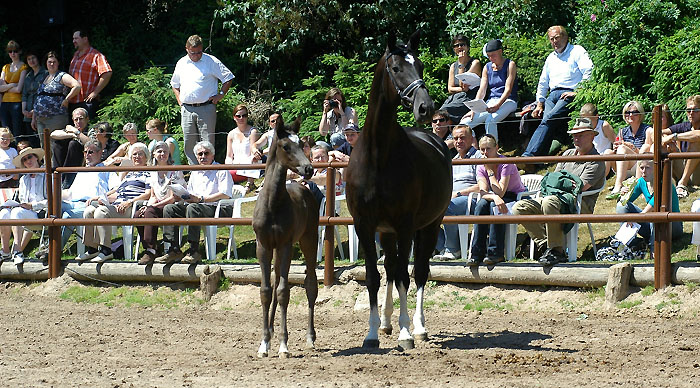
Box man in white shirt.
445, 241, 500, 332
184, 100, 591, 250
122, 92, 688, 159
61, 139, 118, 244
171, 35, 234, 165
522, 25, 594, 158
156, 141, 235, 264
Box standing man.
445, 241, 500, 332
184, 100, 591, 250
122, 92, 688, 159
69, 28, 113, 119
512, 118, 605, 266
522, 25, 594, 159
171, 35, 234, 165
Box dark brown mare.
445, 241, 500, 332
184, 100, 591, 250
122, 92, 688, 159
252, 119, 319, 358
345, 31, 452, 349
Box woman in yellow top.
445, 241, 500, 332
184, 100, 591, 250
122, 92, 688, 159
0, 41, 28, 139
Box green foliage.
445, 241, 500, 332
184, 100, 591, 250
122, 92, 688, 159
648, 26, 700, 122
641, 285, 655, 297
59, 285, 204, 308
446, 0, 574, 43
617, 299, 643, 309
502, 35, 552, 103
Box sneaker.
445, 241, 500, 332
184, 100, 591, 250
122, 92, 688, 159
538, 249, 567, 266
465, 256, 482, 267
138, 251, 156, 265
76, 251, 99, 262
0, 252, 11, 262
440, 250, 461, 260
12, 251, 25, 265
155, 249, 183, 264
181, 250, 202, 264
91, 252, 113, 263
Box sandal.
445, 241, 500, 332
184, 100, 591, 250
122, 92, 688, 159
676, 185, 689, 199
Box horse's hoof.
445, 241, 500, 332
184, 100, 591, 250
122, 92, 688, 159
362, 339, 380, 349
257, 351, 268, 358
306, 340, 316, 350
279, 352, 289, 359
414, 333, 428, 342
398, 338, 415, 350
379, 326, 393, 335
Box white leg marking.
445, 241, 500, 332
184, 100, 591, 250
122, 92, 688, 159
396, 282, 412, 342
257, 339, 270, 358
380, 280, 394, 334
412, 286, 427, 339
364, 304, 380, 343
278, 341, 289, 358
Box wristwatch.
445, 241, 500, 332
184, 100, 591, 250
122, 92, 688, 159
674, 133, 679, 142
456, 192, 462, 197
487, 171, 495, 177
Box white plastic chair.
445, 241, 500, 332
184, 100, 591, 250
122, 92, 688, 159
457, 192, 481, 262
227, 194, 259, 260
205, 185, 246, 262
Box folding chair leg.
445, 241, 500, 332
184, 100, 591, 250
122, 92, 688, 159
204, 225, 217, 262
227, 225, 237, 261
587, 223, 597, 257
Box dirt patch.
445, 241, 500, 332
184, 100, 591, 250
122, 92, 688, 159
1, 280, 699, 387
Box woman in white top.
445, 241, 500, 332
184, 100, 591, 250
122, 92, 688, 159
0, 147, 47, 264
0, 127, 18, 188
225, 104, 261, 191
318, 88, 357, 148
135, 141, 186, 265
579, 103, 616, 155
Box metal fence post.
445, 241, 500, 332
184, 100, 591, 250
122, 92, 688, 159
42, 130, 61, 278
323, 166, 336, 286
652, 104, 672, 289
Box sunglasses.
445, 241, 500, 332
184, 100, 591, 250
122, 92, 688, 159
452, 43, 467, 48
7, 50, 19, 54
196, 151, 210, 157
235, 114, 248, 118
84, 149, 96, 155
73, 116, 87, 121
432, 118, 447, 124
21, 154, 35, 163
686, 108, 700, 113
624, 110, 640, 116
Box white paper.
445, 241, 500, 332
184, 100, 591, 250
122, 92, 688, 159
1, 199, 20, 208
492, 201, 516, 216
464, 98, 489, 113
455, 72, 481, 88
169, 183, 192, 199
615, 222, 641, 245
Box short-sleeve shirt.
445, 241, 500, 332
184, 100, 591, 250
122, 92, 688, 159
0, 147, 18, 183
668, 122, 694, 152
2, 63, 29, 103
452, 147, 482, 192
170, 53, 234, 104
114, 171, 150, 205
147, 170, 186, 202
555, 147, 605, 214
620, 123, 649, 149
476, 156, 526, 195
69, 47, 112, 103
187, 162, 234, 202
68, 163, 119, 201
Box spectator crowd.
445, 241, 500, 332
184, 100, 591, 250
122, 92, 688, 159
0, 25, 698, 266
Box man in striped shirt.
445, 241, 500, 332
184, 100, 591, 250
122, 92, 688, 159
69, 28, 112, 119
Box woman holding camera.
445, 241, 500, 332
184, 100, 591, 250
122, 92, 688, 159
318, 87, 357, 148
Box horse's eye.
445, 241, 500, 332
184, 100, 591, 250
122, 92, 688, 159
392, 66, 400, 73
282, 144, 291, 152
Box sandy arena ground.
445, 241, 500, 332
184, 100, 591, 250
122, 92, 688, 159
1, 275, 699, 387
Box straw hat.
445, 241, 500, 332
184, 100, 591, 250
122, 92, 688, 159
567, 117, 599, 135
13, 147, 45, 168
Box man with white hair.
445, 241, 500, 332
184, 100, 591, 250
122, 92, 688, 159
156, 141, 235, 264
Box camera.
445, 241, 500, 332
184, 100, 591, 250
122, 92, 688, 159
328, 99, 339, 108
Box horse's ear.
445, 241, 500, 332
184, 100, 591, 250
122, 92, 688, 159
387, 31, 397, 53
407, 29, 421, 52
290, 117, 301, 134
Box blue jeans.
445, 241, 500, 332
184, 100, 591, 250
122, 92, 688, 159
470, 198, 506, 259
0, 102, 23, 139
61, 201, 87, 245
523, 89, 574, 157
436, 195, 475, 253
616, 202, 683, 249
461, 99, 517, 142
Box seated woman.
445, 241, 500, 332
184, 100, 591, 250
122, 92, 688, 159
51, 107, 91, 188
438, 34, 482, 124
104, 122, 139, 166
580, 103, 616, 155
605, 101, 649, 199
459, 39, 517, 142
146, 118, 181, 165
75, 143, 151, 263
225, 104, 261, 191
318, 88, 357, 148
91, 122, 120, 159
0, 147, 47, 264
0, 127, 19, 188
135, 141, 186, 265
639, 104, 674, 154
617, 158, 681, 253
467, 134, 526, 266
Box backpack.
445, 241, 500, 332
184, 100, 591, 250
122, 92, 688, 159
539, 170, 584, 233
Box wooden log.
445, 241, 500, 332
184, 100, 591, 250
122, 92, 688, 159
200, 265, 222, 301
605, 262, 632, 307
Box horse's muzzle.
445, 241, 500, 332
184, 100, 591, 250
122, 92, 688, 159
413, 88, 434, 124
299, 164, 314, 180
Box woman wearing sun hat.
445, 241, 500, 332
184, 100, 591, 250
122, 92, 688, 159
0, 147, 47, 264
